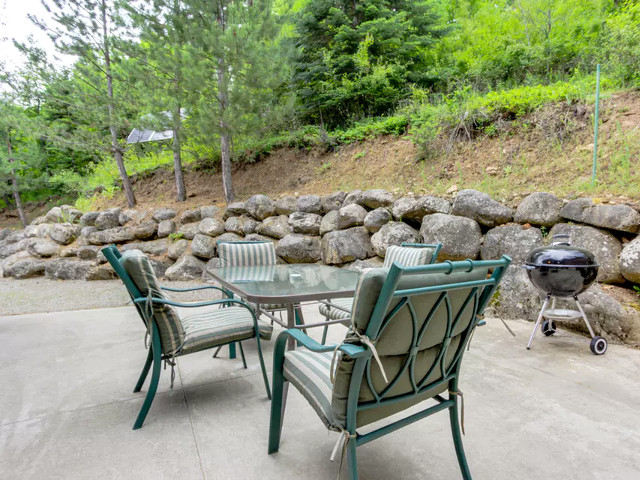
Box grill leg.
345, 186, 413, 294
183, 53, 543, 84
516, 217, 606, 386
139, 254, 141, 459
527, 294, 551, 350
574, 297, 596, 338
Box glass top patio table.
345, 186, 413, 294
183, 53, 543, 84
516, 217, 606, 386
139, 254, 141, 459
207, 264, 361, 305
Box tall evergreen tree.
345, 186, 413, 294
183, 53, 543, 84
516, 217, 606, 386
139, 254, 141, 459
32, 0, 138, 207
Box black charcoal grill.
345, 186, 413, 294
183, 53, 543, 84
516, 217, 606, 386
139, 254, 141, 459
523, 234, 607, 355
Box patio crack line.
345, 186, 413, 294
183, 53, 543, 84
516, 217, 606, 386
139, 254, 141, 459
178, 363, 208, 480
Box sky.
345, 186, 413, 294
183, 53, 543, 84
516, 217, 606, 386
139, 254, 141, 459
0, 0, 63, 71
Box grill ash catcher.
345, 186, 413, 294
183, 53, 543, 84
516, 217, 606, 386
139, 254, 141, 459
523, 234, 608, 355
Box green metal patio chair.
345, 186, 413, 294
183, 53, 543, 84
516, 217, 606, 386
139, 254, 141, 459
268, 255, 511, 480
318, 243, 443, 344
102, 245, 272, 430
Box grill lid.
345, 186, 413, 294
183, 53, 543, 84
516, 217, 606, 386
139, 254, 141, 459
525, 234, 598, 268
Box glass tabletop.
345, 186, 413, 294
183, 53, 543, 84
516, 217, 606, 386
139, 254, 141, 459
207, 264, 361, 304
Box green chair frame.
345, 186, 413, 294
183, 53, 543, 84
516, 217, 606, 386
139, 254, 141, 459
319, 242, 443, 344
102, 245, 271, 430
268, 255, 511, 480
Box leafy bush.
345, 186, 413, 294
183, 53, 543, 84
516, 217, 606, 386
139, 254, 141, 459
332, 115, 410, 144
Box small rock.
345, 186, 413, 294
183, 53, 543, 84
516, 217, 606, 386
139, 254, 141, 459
297, 195, 323, 214
50, 223, 78, 245
199, 218, 225, 237
289, 212, 322, 235
446, 185, 458, 194
452, 189, 513, 227
152, 208, 177, 222
371, 222, 420, 258
78, 246, 100, 260
364, 208, 392, 233
361, 189, 394, 209
276, 234, 322, 263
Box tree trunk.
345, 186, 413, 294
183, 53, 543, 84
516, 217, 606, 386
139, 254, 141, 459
6, 136, 27, 227
101, 0, 136, 207
172, 105, 186, 202
216, 3, 234, 204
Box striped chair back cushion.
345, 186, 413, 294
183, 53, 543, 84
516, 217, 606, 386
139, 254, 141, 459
120, 250, 185, 356
383, 245, 434, 268
217, 241, 277, 267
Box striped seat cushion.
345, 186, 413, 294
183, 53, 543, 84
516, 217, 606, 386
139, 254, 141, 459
217, 241, 277, 267
121, 250, 185, 356
318, 297, 354, 321
383, 245, 434, 267
283, 349, 339, 431
179, 306, 273, 355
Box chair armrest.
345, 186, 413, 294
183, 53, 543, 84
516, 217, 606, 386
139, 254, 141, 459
279, 329, 369, 359
160, 284, 232, 298
133, 297, 249, 310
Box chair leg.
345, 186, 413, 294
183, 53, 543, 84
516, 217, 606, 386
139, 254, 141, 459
346, 435, 358, 480
133, 329, 162, 430
255, 335, 271, 400
238, 342, 248, 369
212, 345, 223, 358
449, 402, 472, 480
268, 370, 285, 453
321, 315, 329, 345
133, 347, 153, 393
229, 342, 237, 359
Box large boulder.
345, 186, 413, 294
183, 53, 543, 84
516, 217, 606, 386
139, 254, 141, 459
364, 208, 391, 233
45, 259, 94, 280
297, 195, 323, 214
61, 205, 82, 223
0, 238, 32, 258
321, 227, 373, 265
0, 228, 11, 241
320, 210, 339, 236
45, 207, 64, 223
420, 213, 483, 261
371, 222, 420, 258
95, 209, 122, 230
177, 222, 200, 240
77, 246, 100, 260
23, 225, 39, 238
337, 204, 368, 229
165, 254, 206, 281
560, 198, 640, 233
451, 189, 513, 227
392, 196, 451, 222
168, 239, 190, 260
4, 255, 48, 279
131, 222, 157, 240
179, 208, 201, 224
257, 215, 292, 239
119, 209, 141, 226
321, 191, 346, 212
200, 205, 220, 219
217, 232, 244, 242
27, 240, 60, 258
342, 190, 363, 207
157, 220, 177, 238
514, 192, 563, 227
199, 218, 225, 237
361, 189, 394, 209
245, 194, 276, 220
50, 223, 79, 245
36, 224, 52, 239
87, 227, 135, 245
224, 202, 247, 219
245, 233, 276, 244
127, 239, 171, 256
225, 216, 248, 235
152, 208, 177, 222
481, 225, 544, 264
80, 212, 100, 227
289, 212, 322, 235
549, 223, 623, 283
620, 236, 640, 283
344, 257, 385, 273
276, 234, 322, 263
4, 230, 25, 244
191, 234, 217, 259
275, 196, 298, 215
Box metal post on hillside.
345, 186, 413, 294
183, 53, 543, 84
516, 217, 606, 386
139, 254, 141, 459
592, 64, 601, 186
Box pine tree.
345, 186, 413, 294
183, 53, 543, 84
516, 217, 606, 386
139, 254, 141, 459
32, 0, 138, 207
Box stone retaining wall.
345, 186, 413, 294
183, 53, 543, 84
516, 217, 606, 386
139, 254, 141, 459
2, 189, 639, 346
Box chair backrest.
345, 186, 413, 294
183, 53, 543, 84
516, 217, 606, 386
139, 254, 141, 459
382, 243, 442, 268
217, 241, 277, 267
102, 245, 184, 356
330, 256, 511, 429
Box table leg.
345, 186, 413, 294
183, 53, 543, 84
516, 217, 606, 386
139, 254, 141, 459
294, 306, 307, 335
286, 304, 296, 350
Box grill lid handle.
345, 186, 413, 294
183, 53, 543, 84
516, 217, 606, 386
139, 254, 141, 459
551, 233, 571, 246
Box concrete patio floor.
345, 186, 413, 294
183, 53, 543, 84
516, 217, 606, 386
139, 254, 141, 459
1, 302, 639, 480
